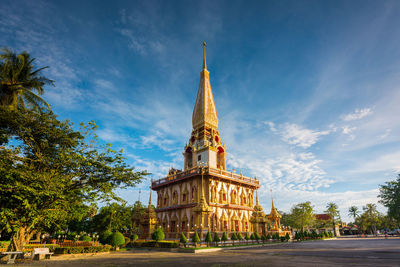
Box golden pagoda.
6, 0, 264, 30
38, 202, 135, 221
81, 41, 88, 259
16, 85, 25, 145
151, 43, 260, 238
137, 189, 158, 239
266, 190, 291, 237
250, 191, 268, 235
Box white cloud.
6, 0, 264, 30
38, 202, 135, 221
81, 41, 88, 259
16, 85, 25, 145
341, 108, 373, 121
280, 123, 330, 148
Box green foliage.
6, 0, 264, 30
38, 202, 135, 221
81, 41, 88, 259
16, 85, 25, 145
205, 231, 213, 245
129, 241, 178, 248
280, 236, 286, 242
285, 202, 315, 231
325, 202, 340, 235
90, 202, 136, 234
254, 232, 260, 241
244, 232, 250, 241
274, 233, 280, 240
100, 230, 113, 244
0, 48, 53, 111
180, 232, 188, 246
80, 235, 92, 242
285, 233, 290, 241
261, 235, 266, 243
54, 245, 111, 254
221, 232, 228, 243
237, 233, 243, 241
266, 234, 271, 240
131, 234, 138, 241
192, 232, 200, 243
0, 108, 147, 251
107, 231, 125, 247
231, 233, 237, 240
379, 174, 400, 222
213, 232, 220, 244
348, 206, 360, 222
152, 228, 165, 242
250, 233, 255, 240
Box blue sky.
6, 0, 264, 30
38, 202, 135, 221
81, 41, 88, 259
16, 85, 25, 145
2, 0, 400, 221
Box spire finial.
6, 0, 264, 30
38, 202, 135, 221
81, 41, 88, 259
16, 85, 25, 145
149, 183, 152, 205
202, 41, 207, 70
256, 190, 260, 206
270, 188, 275, 209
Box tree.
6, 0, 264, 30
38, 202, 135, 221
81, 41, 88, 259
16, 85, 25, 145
285, 232, 290, 241
221, 231, 228, 245
100, 230, 113, 244
0, 48, 53, 111
213, 232, 220, 246
348, 206, 359, 222
289, 202, 315, 231
325, 202, 340, 236
0, 108, 148, 251
266, 233, 271, 240
254, 232, 260, 243
244, 232, 250, 244
152, 228, 165, 242
205, 231, 212, 247
180, 232, 188, 247
379, 175, 400, 223
250, 233, 255, 242
237, 232, 243, 244
231, 232, 237, 245
108, 231, 125, 248
192, 231, 200, 246
359, 203, 380, 235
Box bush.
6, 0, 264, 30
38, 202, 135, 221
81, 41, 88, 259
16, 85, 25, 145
131, 234, 139, 241
123, 236, 131, 247
244, 232, 250, 243
237, 233, 243, 242
254, 232, 260, 243
192, 232, 200, 244
0, 241, 10, 249
80, 235, 92, 242
180, 233, 188, 247
280, 236, 286, 242
250, 233, 255, 241
266, 234, 271, 240
231, 233, 237, 245
54, 245, 111, 254
23, 244, 59, 252
205, 232, 213, 246
261, 235, 266, 243
108, 231, 125, 248
152, 228, 165, 242
100, 230, 112, 244
213, 232, 220, 246
285, 233, 290, 241
130, 240, 179, 248
221, 232, 228, 244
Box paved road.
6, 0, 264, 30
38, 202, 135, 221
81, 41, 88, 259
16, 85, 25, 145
20, 238, 400, 267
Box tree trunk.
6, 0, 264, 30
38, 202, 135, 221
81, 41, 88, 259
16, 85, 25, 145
7, 227, 34, 252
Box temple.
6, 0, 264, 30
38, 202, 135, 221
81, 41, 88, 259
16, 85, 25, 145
149, 43, 288, 239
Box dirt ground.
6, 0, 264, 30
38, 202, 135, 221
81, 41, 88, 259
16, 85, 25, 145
15, 237, 400, 267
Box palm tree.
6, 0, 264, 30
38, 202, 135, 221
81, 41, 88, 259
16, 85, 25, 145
348, 206, 359, 222
0, 47, 53, 110
363, 203, 378, 235
325, 202, 340, 236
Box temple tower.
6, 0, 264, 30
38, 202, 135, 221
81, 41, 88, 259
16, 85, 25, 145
151, 43, 260, 239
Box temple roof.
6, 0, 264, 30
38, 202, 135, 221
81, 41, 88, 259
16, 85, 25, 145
192, 42, 218, 130
267, 199, 282, 219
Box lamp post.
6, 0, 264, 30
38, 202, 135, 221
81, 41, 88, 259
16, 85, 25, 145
187, 223, 190, 239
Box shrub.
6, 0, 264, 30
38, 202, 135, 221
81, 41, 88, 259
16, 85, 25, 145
80, 235, 92, 242
261, 235, 266, 243
254, 232, 260, 243
244, 232, 250, 244
280, 236, 286, 242
23, 244, 59, 252
108, 231, 125, 248
54, 245, 111, 254
100, 230, 112, 244
237, 233, 243, 242
205, 232, 213, 246
231, 233, 237, 245
250, 233, 255, 241
129, 240, 178, 248
152, 228, 165, 242
213, 232, 220, 246
180, 233, 188, 247
266, 234, 271, 240
221, 232, 228, 245
285, 233, 290, 241
192, 232, 200, 245
131, 234, 139, 241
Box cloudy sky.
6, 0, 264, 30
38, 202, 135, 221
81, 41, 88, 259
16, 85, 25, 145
2, 0, 400, 221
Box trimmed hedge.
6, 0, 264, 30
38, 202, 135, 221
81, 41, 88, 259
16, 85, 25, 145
129, 240, 179, 248
54, 245, 111, 254
23, 244, 59, 252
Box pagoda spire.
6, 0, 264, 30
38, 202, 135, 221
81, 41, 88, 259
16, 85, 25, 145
270, 188, 275, 210
202, 41, 207, 70
192, 42, 218, 130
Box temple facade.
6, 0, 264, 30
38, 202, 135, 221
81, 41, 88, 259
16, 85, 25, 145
151, 43, 261, 238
